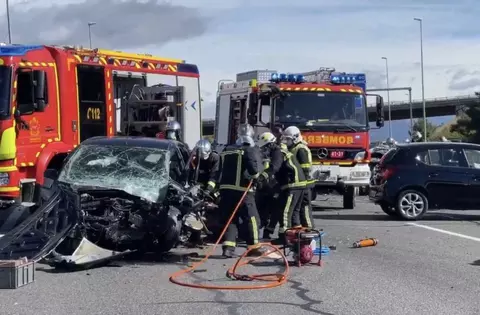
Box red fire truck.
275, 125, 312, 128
0, 44, 202, 205
214, 68, 384, 209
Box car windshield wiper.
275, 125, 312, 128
278, 120, 315, 131
334, 125, 358, 132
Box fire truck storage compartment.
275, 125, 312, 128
112, 72, 146, 134
215, 95, 231, 144
118, 72, 186, 139
215, 94, 247, 145
77, 65, 107, 141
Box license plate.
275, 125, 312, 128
330, 151, 344, 159
326, 176, 337, 182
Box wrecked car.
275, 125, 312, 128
0, 137, 207, 269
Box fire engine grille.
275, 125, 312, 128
310, 147, 365, 161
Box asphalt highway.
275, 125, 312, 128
2, 196, 480, 315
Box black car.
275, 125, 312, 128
369, 142, 480, 220
0, 136, 197, 267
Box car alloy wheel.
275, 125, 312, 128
398, 192, 426, 219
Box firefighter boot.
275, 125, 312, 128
222, 246, 236, 258
262, 228, 274, 240
246, 245, 265, 257
270, 233, 285, 245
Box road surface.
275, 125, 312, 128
2, 196, 480, 315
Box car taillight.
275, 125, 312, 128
378, 154, 388, 165
382, 166, 396, 180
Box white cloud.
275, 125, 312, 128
147, 0, 480, 118
2, 0, 479, 141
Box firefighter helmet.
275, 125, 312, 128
386, 137, 395, 146
195, 139, 212, 160
165, 121, 181, 141
257, 132, 276, 148
237, 124, 254, 138
282, 126, 302, 144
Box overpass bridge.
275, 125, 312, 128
202, 94, 479, 135
367, 94, 478, 122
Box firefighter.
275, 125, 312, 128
218, 134, 263, 258
165, 120, 184, 142
255, 132, 283, 239
282, 126, 315, 230
189, 139, 220, 195
269, 136, 310, 244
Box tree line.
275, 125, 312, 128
412, 93, 480, 142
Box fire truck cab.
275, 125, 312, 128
0, 44, 201, 206
214, 69, 385, 209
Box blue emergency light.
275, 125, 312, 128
0, 45, 43, 56
330, 73, 366, 90
270, 72, 305, 83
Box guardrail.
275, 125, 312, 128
202, 95, 479, 125
366, 94, 478, 107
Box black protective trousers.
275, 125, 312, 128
256, 188, 277, 228
263, 193, 281, 234
275, 188, 314, 233
220, 189, 260, 248
299, 187, 315, 229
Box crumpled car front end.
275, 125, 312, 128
0, 141, 184, 270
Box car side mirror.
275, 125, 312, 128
376, 117, 384, 128
33, 70, 47, 112
375, 96, 384, 127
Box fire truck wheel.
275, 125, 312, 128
37, 169, 59, 206
343, 186, 355, 209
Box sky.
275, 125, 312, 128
2, 0, 480, 141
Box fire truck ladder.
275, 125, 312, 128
299, 67, 336, 83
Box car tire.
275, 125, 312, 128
311, 189, 317, 201
343, 186, 355, 209
395, 189, 428, 220
379, 203, 397, 217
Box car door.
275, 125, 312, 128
462, 148, 480, 209
422, 147, 470, 209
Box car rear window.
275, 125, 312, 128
379, 148, 398, 165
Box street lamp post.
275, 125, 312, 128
87, 22, 96, 48
6, 0, 12, 44
381, 57, 392, 138
414, 17, 427, 142
407, 89, 413, 130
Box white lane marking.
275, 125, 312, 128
408, 223, 480, 242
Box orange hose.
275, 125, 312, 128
169, 181, 290, 290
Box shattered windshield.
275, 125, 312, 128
274, 92, 368, 129
58, 144, 170, 203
